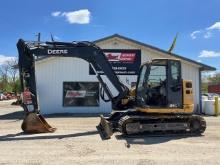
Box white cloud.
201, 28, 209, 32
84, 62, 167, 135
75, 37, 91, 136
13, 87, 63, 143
207, 22, 220, 30
51, 11, 61, 17
204, 31, 213, 38
190, 30, 201, 39
199, 50, 220, 58
0, 55, 16, 65
51, 9, 91, 24
62, 9, 90, 24
190, 21, 220, 39
197, 59, 202, 62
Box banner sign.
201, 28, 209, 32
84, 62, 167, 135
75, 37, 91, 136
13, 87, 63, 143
63, 82, 99, 107
89, 49, 141, 75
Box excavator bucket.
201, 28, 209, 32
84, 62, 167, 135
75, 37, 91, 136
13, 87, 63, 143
21, 112, 56, 133
98, 115, 113, 139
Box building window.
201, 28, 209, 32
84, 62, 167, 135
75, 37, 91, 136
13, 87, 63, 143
63, 82, 99, 107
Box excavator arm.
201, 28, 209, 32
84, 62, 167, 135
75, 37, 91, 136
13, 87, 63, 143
17, 39, 129, 111
17, 39, 130, 134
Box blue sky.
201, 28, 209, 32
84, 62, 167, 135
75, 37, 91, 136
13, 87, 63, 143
0, 0, 220, 71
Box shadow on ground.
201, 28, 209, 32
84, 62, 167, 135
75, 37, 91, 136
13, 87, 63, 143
44, 113, 109, 118
0, 111, 24, 120
0, 127, 202, 145
0, 111, 108, 120
0, 130, 99, 142
115, 134, 202, 145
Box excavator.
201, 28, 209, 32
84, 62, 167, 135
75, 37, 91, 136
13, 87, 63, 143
17, 38, 206, 139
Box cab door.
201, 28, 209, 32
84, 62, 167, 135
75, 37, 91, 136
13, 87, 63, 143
167, 60, 183, 108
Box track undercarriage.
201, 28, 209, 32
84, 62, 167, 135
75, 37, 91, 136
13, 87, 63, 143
99, 111, 206, 139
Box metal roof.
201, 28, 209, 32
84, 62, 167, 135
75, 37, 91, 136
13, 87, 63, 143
33, 33, 215, 71
94, 34, 216, 71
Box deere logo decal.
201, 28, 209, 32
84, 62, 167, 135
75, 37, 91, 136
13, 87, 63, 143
48, 49, 68, 55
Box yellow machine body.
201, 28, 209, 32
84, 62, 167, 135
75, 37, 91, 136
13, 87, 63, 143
132, 80, 194, 114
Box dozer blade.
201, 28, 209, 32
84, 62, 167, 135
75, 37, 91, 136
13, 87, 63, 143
21, 112, 56, 133
98, 115, 113, 139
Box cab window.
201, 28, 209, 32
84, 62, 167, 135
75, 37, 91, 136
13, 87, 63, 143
170, 60, 181, 85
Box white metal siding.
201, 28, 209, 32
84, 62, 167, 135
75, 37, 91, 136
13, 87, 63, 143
36, 58, 96, 114
36, 37, 201, 114
35, 57, 136, 114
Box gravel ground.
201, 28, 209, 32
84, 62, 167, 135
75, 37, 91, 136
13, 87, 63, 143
0, 100, 220, 165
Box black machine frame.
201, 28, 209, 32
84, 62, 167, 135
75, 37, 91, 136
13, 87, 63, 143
17, 39, 130, 113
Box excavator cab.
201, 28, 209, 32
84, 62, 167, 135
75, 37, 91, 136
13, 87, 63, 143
136, 59, 183, 109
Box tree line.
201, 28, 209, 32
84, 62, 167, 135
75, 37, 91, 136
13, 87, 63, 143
0, 58, 21, 94
202, 72, 220, 93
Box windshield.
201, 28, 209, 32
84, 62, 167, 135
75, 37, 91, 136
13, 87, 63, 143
136, 60, 168, 107
148, 65, 166, 88
137, 65, 147, 88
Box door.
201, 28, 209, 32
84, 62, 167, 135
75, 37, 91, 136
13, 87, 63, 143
167, 60, 183, 108
136, 60, 168, 107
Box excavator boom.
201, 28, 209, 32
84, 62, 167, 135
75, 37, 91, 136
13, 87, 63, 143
17, 39, 130, 134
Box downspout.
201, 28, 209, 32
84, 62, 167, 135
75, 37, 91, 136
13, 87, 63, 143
199, 67, 202, 114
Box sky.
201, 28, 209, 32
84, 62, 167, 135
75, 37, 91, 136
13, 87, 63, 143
0, 0, 220, 72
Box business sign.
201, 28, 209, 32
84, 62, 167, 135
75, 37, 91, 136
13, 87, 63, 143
63, 82, 99, 107
89, 49, 141, 75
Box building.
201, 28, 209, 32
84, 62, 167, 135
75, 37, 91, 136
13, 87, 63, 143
35, 34, 215, 114
208, 84, 220, 94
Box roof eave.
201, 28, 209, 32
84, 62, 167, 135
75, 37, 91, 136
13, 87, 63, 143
94, 34, 216, 72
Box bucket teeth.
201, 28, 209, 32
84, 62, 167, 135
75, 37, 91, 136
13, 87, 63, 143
21, 112, 56, 133
98, 115, 113, 139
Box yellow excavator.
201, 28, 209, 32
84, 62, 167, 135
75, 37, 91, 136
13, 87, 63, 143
17, 38, 206, 139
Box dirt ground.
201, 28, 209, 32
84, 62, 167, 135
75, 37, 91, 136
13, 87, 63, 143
0, 100, 220, 165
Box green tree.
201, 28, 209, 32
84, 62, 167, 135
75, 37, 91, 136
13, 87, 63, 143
207, 73, 220, 85
0, 58, 20, 93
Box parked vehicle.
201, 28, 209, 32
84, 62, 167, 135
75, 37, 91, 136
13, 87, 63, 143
0, 92, 7, 101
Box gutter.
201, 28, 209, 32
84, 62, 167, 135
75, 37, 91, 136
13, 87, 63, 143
199, 68, 202, 114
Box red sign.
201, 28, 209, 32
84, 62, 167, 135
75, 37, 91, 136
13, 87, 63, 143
63, 82, 99, 107
89, 49, 141, 75
105, 53, 136, 62
65, 90, 86, 98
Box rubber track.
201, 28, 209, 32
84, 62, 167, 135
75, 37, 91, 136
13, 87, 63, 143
118, 114, 206, 136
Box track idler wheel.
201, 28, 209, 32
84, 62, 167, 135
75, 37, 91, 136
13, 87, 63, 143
21, 112, 56, 133
189, 115, 206, 134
